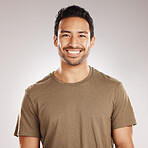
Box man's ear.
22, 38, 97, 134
53, 35, 58, 47
90, 36, 96, 48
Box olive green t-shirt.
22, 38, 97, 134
14, 66, 136, 148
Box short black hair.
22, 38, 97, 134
54, 5, 94, 39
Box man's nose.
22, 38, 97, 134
69, 36, 79, 47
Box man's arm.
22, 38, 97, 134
112, 125, 135, 148
19, 136, 40, 148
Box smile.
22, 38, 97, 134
67, 50, 80, 54
65, 49, 83, 57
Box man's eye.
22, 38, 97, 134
62, 34, 70, 37
79, 35, 86, 37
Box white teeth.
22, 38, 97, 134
68, 50, 80, 54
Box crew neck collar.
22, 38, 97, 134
51, 65, 93, 86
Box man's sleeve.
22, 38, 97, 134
111, 83, 137, 130
14, 90, 41, 138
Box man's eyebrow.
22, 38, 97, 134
60, 30, 71, 33
78, 31, 88, 34
60, 30, 88, 34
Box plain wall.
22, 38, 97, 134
0, 0, 148, 147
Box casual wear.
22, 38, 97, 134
14, 66, 136, 148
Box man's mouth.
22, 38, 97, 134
66, 50, 81, 54
65, 49, 83, 57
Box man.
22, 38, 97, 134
14, 5, 136, 148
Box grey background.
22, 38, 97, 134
0, 0, 147, 147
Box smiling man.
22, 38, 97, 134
14, 5, 136, 148
54, 16, 94, 67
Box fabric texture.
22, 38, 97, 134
14, 66, 136, 148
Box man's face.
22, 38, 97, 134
54, 17, 95, 66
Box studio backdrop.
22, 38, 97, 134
0, 0, 148, 147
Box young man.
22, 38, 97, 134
14, 5, 136, 148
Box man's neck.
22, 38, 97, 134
54, 61, 90, 83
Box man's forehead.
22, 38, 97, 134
58, 18, 90, 34
59, 16, 88, 23
59, 17, 89, 27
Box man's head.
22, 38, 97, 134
54, 5, 95, 66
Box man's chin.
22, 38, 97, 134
65, 61, 82, 66
61, 53, 89, 66
64, 59, 83, 66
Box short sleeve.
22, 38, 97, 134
14, 90, 41, 138
111, 83, 137, 130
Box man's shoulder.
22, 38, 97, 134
25, 72, 53, 94
92, 67, 121, 87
